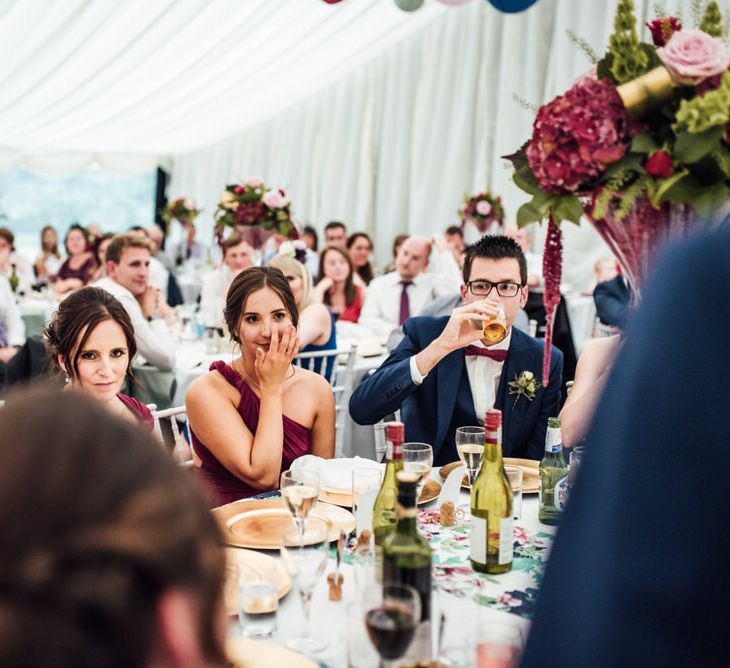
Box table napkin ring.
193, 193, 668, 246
356, 529, 372, 554
439, 501, 455, 526
327, 573, 344, 601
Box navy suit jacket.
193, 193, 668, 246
521, 226, 730, 667
593, 275, 630, 329
349, 317, 563, 464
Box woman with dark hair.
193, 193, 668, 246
0, 387, 227, 667
302, 225, 319, 252
313, 246, 364, 323
346, 232, 375, 286
53, 224, 98, 293
34, 225, 63, 278
186, 266, 335, 506
90, 232, 116, 283
45, 286, 153, 427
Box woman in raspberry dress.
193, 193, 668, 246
186, 266, 335, 507
52, 224, 97, 294
44, 286, 153, 428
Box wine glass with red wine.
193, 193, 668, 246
364, 583, 421, 666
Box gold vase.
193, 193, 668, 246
616, 66, 676, 119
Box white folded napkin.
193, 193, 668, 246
290, 456, 382, 493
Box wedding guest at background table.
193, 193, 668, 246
45, 286, 154, 427
93, 234, 175, 371
323, 220, 347, 247
0, 275, 25, 390
383, 233, 409, 274
444, 225, 465, 266
186, 267, 335, 506
312, 245, 364, 323
146, 223, 175, 272
347, 232, 376, 287
302, 224, 319, 252
90, 232, 115, 283
359, 235, 460, 340
52, 224, 97, 294
521, 225, 730, 668
0, 386, 227, 668
350, 235, 563, 465
200, 231, 254, 327
0, 226, 33, 293
167, 221, 206, 268
129, 226, 173, 306
584, 258, 619, 294
593, 270, 631, 330
268, 252, 336, 380
33, 225, 63, 279
85, 221, 102, 245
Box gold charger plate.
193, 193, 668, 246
319, 478, 442, 507
227, 637, 316, 668
223, 547, 291, 617
212, 498, 355, 549
438, 457, 540, 494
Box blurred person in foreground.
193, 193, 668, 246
0, 386, 227, 667
521, 225, 730, 667
45, 286, 154, 427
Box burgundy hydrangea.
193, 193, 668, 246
526, 78, 637, 195
645, 16, 682, 47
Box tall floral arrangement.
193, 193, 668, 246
214, 177, 298, 249
160, 197, 199, 232
458, 190, 505, 232
506, 0, 730, 385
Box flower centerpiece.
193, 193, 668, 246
505, 0, 730, 385
161, 197, 199, 231
214, 177, 299, 249
458, 190, 505, 232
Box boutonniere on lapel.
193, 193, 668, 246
508, 371, 540, 409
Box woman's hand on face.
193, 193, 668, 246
255, 324, 300, 392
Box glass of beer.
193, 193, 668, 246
482, 303, 507, 344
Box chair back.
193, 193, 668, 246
294, 345, 357, 457
151, 405, 193, 466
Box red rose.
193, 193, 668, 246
234, 185, 244, 194
645, 151, 673, 178
645, 17, 681, 47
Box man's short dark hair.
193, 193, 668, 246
324, 221, 346, 233
462, 235, 527, 286
445, 225, 463, 238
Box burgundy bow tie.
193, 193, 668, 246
464, 345, 508, 362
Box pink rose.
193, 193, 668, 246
475, 200, 492, 216
245, 176, 264, 187
657, 29, 729, 85
572, 64, 597, 87
262, 190, 287, 208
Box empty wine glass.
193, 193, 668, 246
280, 518, 331, 654
402, 443, 433, 502
280, 469, 320, 539
455, 426, 485, 486
364, 583, 421, 667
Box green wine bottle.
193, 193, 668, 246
372, 421, 404, 581
470, 409, 513, 574
8, 263, 19, 294
382, 470, 432, 662
538, 417, 568, 526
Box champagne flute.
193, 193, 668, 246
281, 469, 320, 539
402, 443, 433, 502
280, 518, 331, 654
364, 583, 421, 667
455, 426, 485, 486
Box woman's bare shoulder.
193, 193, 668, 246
186, 368, 239, 405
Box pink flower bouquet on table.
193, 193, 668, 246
160, 197, 199, 232
214, 177, 299, 250
458, 190, 505, 233
505, 0, 730, 385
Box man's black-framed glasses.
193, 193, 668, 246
467, 280, 522, 297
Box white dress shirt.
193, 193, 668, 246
359, 270, 460, 339
93, 277, 176, 371
0, 276, 25, 346
0, 252, 34, 294
200, 265, 235, 328
410, 329, 512, 425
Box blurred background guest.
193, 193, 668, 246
186, 267, 335, 506
146, 223, 175, 272
0, 275, 25, 389
444, 225, 465, 265
167, 222, 206, 268
313, 246, 364, 323
383, 233, 409, 274
0, 227, 33, 293
323, 220, 347, 247
586, 258, 620, 294
347, 232, 375, 286
53, 224, 97, 294
593, 271, 631, 331
200, 231, 253, 327
302, 224, 319, 252
33, 225, 63, 279
90, 232, 115, 283
45, 286, 153, 427
0, 387, 227, 668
